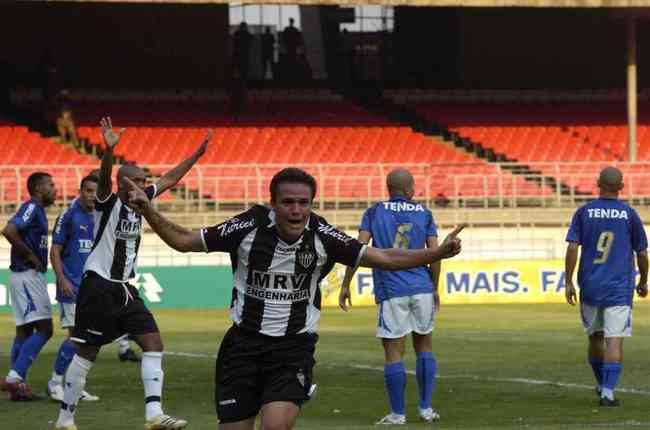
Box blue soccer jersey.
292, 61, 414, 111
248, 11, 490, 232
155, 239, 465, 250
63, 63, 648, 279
9, 199, 49, 273
361, 197, 438, 303
566, 198, 648, 307
52, 199, 95, 303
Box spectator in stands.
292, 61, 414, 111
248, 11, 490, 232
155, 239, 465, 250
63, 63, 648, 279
233, 22, 252, 82
282, 18, 302, 63
57, 107, 80, 150
261, 27, 275, 80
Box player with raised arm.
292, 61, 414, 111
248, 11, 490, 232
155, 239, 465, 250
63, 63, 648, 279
338, 168, 441, 424
1, 172, 56, 401
53, 117, 211, 430
565, 166, 648, 407
121, 167, 465, 430
46, 175, 100, 402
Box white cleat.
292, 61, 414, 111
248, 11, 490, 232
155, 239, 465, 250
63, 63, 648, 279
80, 390, 99, 402
376, 413, 406, 425
418, 407, 440, 422
47, 382, 64, 402
308, 383, 318, 399
144, 414, 188, 430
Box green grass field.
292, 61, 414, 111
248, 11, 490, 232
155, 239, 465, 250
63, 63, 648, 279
2, 303, 650, 429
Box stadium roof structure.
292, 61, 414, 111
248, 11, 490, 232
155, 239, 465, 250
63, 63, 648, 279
21, 0, 650, 7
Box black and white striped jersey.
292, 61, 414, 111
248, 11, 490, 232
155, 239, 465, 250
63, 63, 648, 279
83, 184, 157, 282
201, 205, 367, 337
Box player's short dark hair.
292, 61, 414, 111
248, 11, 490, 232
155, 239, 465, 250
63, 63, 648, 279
270, 168, 317, 202
80, 174, 98, 190
27, 172, 52, 196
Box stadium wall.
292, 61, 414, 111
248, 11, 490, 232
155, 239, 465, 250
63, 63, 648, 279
0, 2, 229, 88
393, 7, 650, 89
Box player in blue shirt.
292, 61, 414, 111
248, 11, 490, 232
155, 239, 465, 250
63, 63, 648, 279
47, 175, 100, 402
565, 166, 648, 407
1, 172, 56, 400
339, 169, 445, 424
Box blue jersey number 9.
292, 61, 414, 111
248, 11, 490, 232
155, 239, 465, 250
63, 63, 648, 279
594, 231, 615, 264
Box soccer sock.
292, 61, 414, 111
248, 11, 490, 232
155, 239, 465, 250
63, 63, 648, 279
384, 361, 406, 416
10, 337, 25, 368
601, 362, 622, 400
416, 351, 437, 410
142, 352, 164, 420
53, 339, 76, 380
13, 331, 49, 380
118, 338, 131, 354
588, 356, 604, 389
57, 355, 92, 427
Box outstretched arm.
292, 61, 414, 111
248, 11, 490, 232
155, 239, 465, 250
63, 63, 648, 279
359, 225, 465, 270
339, 230, 371, 311
564, 242, 579, 305
155, 130, 212, 196
123, 177, 204, 252
97, 116, 125, 201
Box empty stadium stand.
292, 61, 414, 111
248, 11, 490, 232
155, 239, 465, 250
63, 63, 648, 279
386, 89, 650, 196
0, 116, 95, 207
68, 89, 550, 205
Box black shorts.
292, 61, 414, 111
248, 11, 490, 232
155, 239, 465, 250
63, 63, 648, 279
72, 271, 158, 346
215, 324, 318, 424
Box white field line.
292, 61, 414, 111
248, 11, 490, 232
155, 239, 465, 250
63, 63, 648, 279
160, 351, 650, 397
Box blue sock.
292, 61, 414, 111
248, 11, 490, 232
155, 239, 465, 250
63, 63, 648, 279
13, 332, 49, 380
416, 352, 436, 410
54, 339, 76, 377
10, 337, 25, 368
602, 362, 622, 393
384, 362, 406, 415
588, 356, 604, 388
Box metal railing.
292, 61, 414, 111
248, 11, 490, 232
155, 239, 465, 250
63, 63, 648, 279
2, 162, 649, 214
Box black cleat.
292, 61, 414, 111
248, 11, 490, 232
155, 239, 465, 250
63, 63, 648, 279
118, 348, 141, 362
599, 397, 620, 407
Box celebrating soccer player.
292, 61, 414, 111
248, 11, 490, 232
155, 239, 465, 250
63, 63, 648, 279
121, 166, 465, 430
53, 117, 212, 430
339, 168, 441, 424
565, 166, 648, 407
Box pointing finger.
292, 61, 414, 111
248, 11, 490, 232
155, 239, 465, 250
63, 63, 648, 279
449, 223, 468, 238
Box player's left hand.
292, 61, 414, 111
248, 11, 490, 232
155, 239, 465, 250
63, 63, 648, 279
195, 129, 213, 158
339, 284, 352, 312
121, 176, 151, 213
636, 282, 648, 298
565, 281, 577, 306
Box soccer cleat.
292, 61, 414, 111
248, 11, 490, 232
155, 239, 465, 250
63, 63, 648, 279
376, 413, 406, 425
47, 381, 64, 402
119, 348, 141, 362
80, 389, 100, 402
599, 397, 620, 407
1, 378, 37, 401
595, 386, 602, 398
144, 414, 188, 430
418, 407, 440, 422
308, 383, 318, 399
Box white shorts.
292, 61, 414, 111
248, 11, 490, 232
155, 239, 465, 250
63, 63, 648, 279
581, 303, 632, 338
59, 302, 76, 329
10, 270, 52, 326
376, 293, 435, 339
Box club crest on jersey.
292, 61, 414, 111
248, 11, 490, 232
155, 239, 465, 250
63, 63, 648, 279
296, 249, 315, 268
